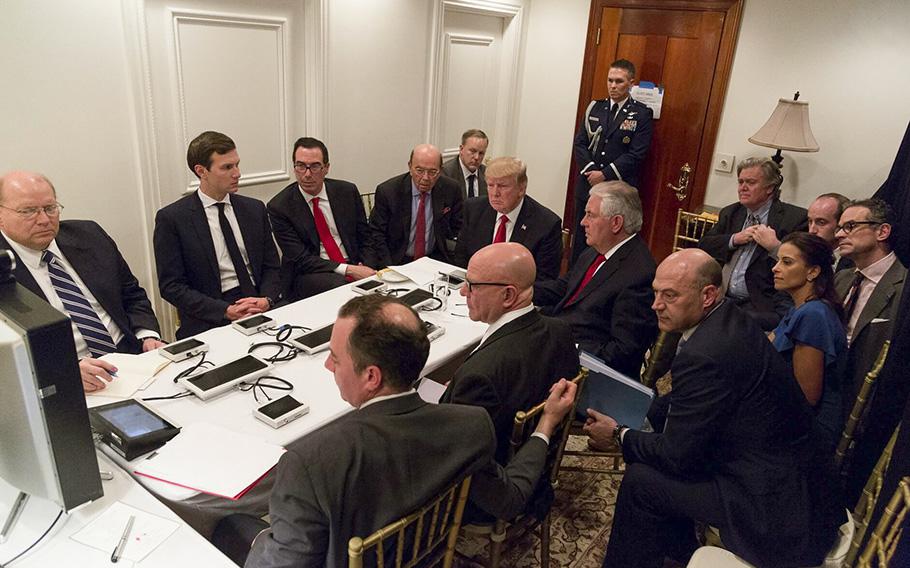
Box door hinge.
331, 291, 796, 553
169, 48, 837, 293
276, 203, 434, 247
595, 28, 601, 46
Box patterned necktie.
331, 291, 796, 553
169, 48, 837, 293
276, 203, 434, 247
467, 174, 477, 199
493, 215, 508, 243
216, 202, 256, 296
842, 270, 866, 321
413, 192, 428, 259
311, 197, 346, 263
721, 214, 762, 294
42, 250, 117, 357
567, 254, 606, 305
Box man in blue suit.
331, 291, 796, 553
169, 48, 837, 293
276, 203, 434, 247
571, 59, 654, 263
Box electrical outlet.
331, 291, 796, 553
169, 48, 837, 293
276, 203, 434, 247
715, 153, 735, 173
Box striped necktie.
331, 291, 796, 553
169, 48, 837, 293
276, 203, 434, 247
42, 249, 117, 357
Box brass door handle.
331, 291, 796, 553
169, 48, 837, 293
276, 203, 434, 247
667, 163, 692, 201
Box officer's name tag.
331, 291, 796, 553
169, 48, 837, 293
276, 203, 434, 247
620, 119, 637, 132
589, 116, 600, 122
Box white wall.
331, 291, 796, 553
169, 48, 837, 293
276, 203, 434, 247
513, 0, 589, 218
0, 0, 154, 294
704, 0, 910, 208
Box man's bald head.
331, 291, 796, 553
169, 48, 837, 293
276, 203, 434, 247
0, 170, 57, 203
651, 249, 722, 332
462, 242, 535, 323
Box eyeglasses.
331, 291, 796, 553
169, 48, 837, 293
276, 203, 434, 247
413, 167, 440, 178
463, 278, 511, 293
293, 162, 325, 173
0, 203, 64, 219
836, 220, 881, 234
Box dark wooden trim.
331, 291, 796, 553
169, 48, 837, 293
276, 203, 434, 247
563, 0, 744, 231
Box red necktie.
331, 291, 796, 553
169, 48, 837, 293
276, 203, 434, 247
414, 192, 428, 259
567, 254, 606, 305
311, 197, 346, 263
493, 215, 508, 243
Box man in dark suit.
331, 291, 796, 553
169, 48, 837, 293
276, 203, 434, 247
242, 294, 578, 567
535, 181, 657, 380
366, 144, 463, 267
834, 198, 906, 502
441, 128, 488, 200
699, 157, 808, 330
571, 58, 654, 263
0, 170, 164, 393
442, 243, 579, 465
454, 157, 562, 280
267, 137, 375, 300
153, 131, 280, 339
587, 249, 838, 568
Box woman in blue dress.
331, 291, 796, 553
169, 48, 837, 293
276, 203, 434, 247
770, 232, 848, 448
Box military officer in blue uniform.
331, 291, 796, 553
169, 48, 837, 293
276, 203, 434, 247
571, 59, 654, 263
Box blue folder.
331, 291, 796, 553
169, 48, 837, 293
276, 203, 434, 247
576, 351, 655, 429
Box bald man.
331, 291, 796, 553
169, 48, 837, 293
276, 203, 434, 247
365, 144, 463, 267
0, 170, 164, 393
441, 243, 579, 464
589, 249, 837, 568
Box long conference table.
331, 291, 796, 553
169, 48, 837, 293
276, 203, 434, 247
0, 257, 485, 567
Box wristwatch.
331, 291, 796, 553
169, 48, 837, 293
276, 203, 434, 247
612, 423, 628, 444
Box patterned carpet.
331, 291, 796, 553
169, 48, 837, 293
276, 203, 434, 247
455, 436, 624, 567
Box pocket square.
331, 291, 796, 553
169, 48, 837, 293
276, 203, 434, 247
871, 318, 890, 323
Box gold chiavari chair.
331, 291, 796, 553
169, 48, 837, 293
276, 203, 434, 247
856, 476, 910, 567
673, 209, 719, 252
348, 474, 473, 568
835, 341, 892, 473
847, 425, 901, 566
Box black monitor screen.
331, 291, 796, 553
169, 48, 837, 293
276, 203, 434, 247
187, 356, 268, 391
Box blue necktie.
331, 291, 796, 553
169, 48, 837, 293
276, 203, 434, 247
42, 249, 117, 357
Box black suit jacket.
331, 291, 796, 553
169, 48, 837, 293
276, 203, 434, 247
441, 157, 487, 200
621, 301, 835, 567
441, 310, 579, 465
0, 221, 159, 354
366, 173, 463, 267
535, 235, 658, 378
267, 179, 371, 295
244, 393, 495, 568
153, 192, 281, 339
454, 196, 562, 280
699, 199, 808, 330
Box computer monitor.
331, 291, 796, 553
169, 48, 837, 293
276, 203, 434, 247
0, 253, 102, 512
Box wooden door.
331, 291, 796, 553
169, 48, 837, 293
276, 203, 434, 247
566, 0, 743, 261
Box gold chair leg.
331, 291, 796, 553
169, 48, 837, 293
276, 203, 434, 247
540, 513, 551, 568
488, 520, 506, 568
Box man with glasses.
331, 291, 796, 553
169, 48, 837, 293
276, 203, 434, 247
154, 131, 281, 339
534, 181, 657, 380
267, 137, 375, 300
834, 198, 906, 502
699, 157, 807, 330
366, 144, 462, 267
454, 156, 562, 281
441, 242, 579, 466
0, 170, 164, 392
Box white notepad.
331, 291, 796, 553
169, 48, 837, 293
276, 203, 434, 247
86, 352, 170, 399
133, 422, 285, 500
70, 501, 179, 563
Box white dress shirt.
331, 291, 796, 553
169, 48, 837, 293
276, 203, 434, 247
491, 198, 525, 243
845, 251, 897, 344
197, 190, 256, 293
300, 184, 350, 276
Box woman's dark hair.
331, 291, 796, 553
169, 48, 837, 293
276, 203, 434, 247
781, 232, 844, 321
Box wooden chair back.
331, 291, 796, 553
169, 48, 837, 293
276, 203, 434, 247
673, 209, 718, 252
348, 474, 473, 568
362, 192, 376, 216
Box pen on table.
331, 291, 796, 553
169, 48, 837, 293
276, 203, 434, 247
152, 358, 174, 377
111, 514, 135, 563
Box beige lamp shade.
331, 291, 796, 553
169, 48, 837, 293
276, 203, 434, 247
749, 98, 819, 152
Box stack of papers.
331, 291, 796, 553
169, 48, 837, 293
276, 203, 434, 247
134, 422, 285, 500
70, 501, 179, 563
87, 353, 171, 399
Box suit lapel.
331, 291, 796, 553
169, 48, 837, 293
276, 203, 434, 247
557, 247, 599, 309
325, 182, 355, 255
464, 311, 539, 361
233, 198, 261, 280
189, 195, 221, 279
510, 199, 532, 245
853, 262, 905, 340
293, 188, 320, 251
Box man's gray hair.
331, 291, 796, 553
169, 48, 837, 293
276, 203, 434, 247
590, 181, 643, 234
737, 157, 783, 200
